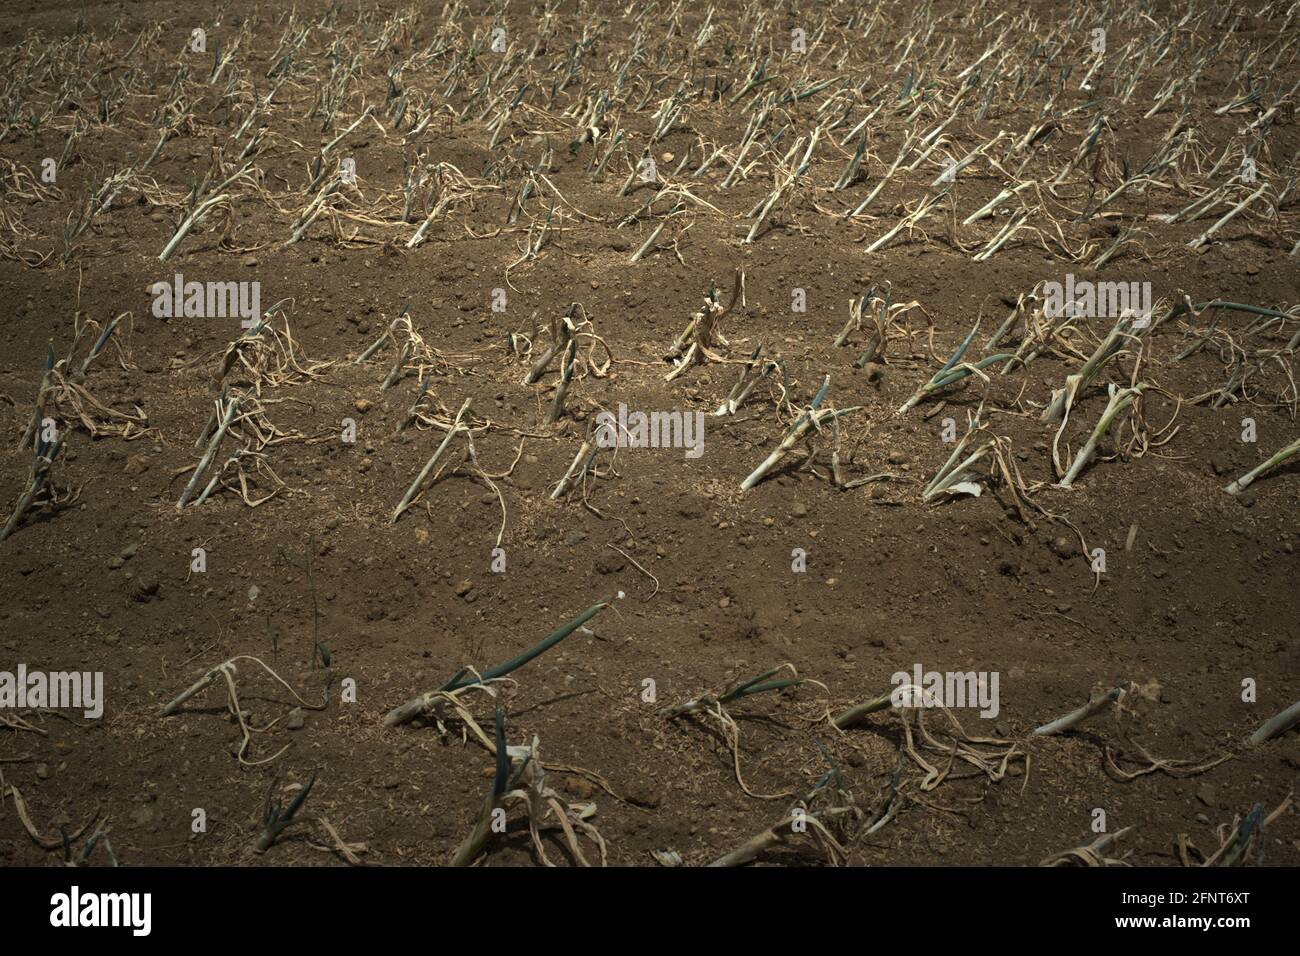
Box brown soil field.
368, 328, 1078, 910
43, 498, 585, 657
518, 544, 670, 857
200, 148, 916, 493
0, 0, 1297, 869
